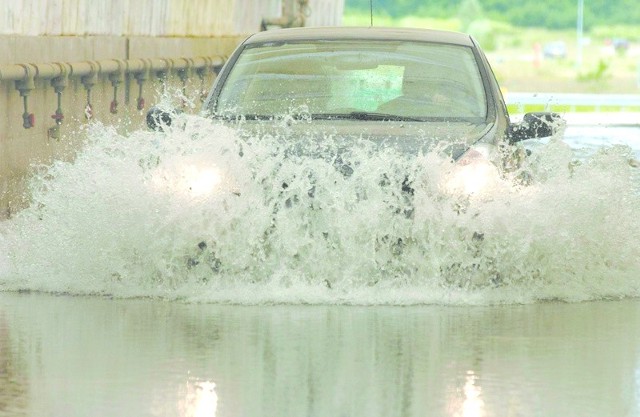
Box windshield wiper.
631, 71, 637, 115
312, 112, 425, 122
215, 112, 425, 122
214, 113, 275, 121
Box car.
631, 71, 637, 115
612, 38, 629, 53
543, 41, 567, 59
146, 27, 562, 282
150, 27, 559, 171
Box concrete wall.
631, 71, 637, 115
0, 0, 345, 218
0, 0, 343, 36
0, 36, 238, 219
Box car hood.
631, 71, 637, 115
224, 119, 495, 159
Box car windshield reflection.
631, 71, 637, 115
213, 40, 488, 122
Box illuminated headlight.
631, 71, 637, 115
443, 145, 502, 197
150, 162, 238, 198
183, 166, 223, 196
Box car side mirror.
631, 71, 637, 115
509, 112, 564, 143
146, 106, 176, 131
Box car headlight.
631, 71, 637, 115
443, 145, 502, 197
183, 165, 223, 197
150, 161, 238, 198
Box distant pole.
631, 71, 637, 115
370, 0, 373, 26
576, 0, 584, 70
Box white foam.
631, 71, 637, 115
1, 115, 639, 305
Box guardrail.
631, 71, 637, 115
505, 92, 640, 113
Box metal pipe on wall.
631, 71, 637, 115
0, 55, 225, 128
0, 56, 225, 82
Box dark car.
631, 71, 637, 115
543, 41, 567, 59
146, 27, 563, 284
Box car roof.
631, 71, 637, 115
243, 26, 475, 47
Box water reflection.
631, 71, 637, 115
459, 371, 484, 417
181, 380, 217, 417
1, 293, 640, 416
0, 309, 28, 415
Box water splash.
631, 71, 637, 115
1, 115, 639, 305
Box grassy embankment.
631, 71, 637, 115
342, 13, 640, 113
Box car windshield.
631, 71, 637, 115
212, 39, 488, 122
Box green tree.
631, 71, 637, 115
458, 0, 484, 31
345, 0, 640, 31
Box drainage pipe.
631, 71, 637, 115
1, 55, 225, 127
0, 55, 225, 82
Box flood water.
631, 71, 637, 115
1, 119, 639, 416
2, 292, 640, 417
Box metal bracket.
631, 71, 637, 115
107, 60, 125, 114
15, 64, 36, 129
133, 59, 150, 111
50, 63, 69, 126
